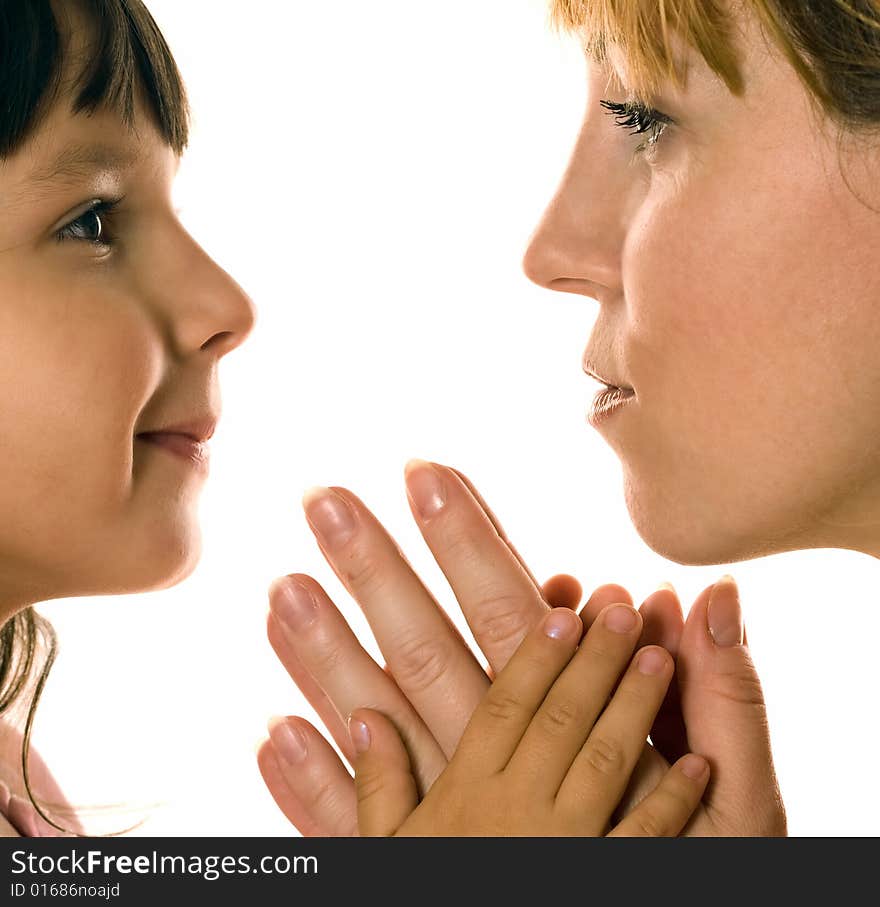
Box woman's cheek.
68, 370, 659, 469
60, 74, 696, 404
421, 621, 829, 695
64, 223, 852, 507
616, 311, 791, 563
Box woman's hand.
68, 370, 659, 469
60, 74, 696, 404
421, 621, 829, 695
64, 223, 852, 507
258, 460, 570, 834
350, 604, 708, 836
258, 461, 785, 836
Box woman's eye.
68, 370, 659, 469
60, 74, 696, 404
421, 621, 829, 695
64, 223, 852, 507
599, 99, 672, 156
55, 199, 120, 247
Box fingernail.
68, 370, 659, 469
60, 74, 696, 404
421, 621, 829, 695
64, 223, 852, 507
680, 753, 708, 780
604, 604, 638, 634
707, 575, 743, 647
656, 581, 677, 594
637, 648, 668, 675
269, 576, 317, 632
348, 716, 371, 753
302, 487, 357, 549
542, 607, 578, 640
268, 717, 308, 764
405, 459, 446, 520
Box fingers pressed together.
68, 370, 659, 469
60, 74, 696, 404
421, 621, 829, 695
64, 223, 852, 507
257, 459, 782, 837
259, 459, 558, 833
351, 602, 708, 836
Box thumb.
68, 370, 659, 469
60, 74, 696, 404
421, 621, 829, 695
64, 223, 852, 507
677, 576, 786, 834
349, 709, 419, 837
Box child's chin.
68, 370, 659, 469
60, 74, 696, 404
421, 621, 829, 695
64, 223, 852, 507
105, 528, 204, 595
151, 540, 203, 591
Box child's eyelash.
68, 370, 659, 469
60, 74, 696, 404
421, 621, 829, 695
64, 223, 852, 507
599, 99, 672, 155
55, 198, 123, 247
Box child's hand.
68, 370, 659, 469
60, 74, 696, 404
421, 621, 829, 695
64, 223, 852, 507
348, 604, 708, 836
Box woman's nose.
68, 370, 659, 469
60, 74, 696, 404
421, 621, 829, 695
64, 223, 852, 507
521, 122, 628, 299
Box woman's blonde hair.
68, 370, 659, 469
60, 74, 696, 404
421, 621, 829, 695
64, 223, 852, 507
549, 0, 880, 135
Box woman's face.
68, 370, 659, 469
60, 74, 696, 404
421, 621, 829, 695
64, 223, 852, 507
0, 90, 256, 604
523, 4, 880, 564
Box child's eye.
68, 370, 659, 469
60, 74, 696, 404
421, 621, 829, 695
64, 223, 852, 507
599, 99, 673, 157
55, 198, 121, 248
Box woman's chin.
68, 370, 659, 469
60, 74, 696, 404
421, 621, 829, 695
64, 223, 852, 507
623, 478, 772, 567
627, 499, 808, 567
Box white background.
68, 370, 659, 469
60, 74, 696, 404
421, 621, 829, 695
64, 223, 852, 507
33, 0, 880, 836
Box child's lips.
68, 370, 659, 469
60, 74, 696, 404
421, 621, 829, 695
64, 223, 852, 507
137, 431, 210, 468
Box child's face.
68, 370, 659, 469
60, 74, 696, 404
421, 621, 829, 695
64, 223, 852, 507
0, 89, 256, 603
523, 4, 880, 563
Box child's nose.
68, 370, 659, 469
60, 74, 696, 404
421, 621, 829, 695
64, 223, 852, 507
159, 230, 258, 360
198, 266, 257, 360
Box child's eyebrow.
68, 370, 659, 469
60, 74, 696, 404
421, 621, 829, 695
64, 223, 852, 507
27, 143, 142, 191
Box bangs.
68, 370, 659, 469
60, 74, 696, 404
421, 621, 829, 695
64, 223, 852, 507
0, 0, 190, 158
549, 0, 746, 99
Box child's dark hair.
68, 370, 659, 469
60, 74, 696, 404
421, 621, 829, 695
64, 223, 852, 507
0, 0, 191, 834
1, 0, 190, 159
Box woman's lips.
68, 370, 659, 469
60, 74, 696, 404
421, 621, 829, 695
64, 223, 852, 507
137, 432, 209, 468
587, 386, 636, 428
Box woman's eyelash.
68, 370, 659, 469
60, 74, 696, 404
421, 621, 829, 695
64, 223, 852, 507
599, 99, 672, 154
55, 198, 123, 247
